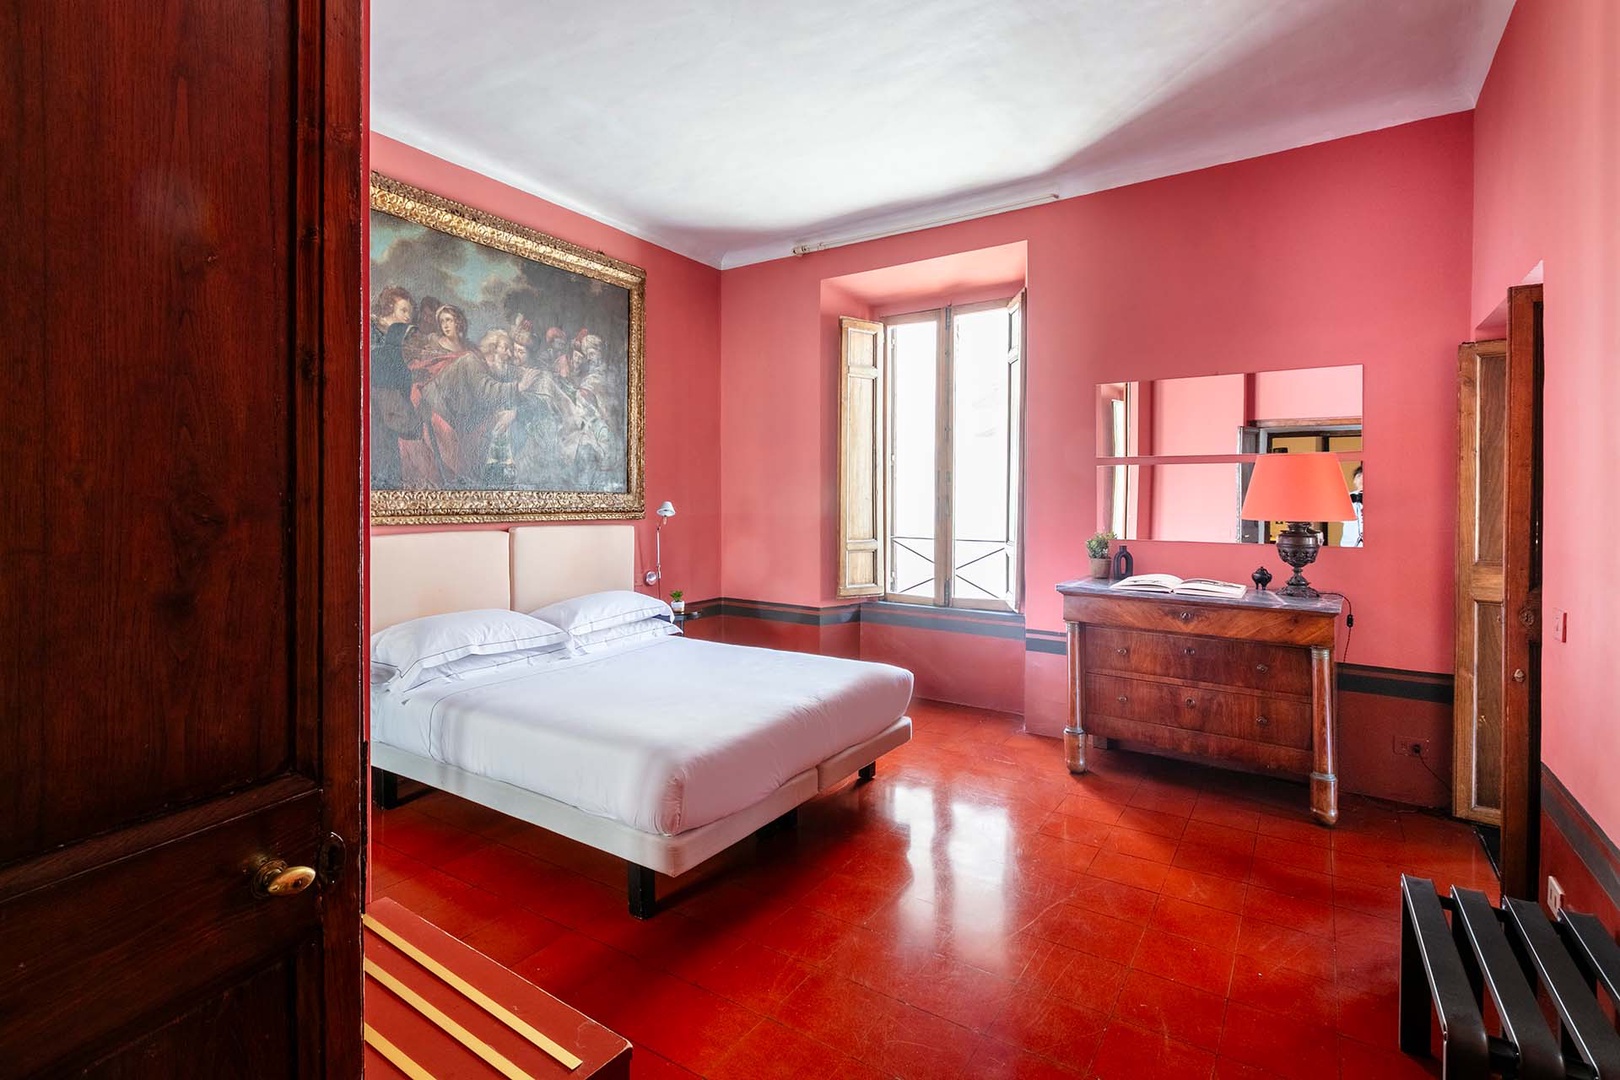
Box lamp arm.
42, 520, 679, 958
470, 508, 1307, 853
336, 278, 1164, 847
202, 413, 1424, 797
644, 519, 663, 586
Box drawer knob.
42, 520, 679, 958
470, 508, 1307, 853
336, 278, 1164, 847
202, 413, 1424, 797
1184, 696, 1197, 708
1117, 694, 1129, 705
1183, 646, 1196, 656
1255, 715, 1270, 727
1116, 647, 1129, 656
1178, 611, 1193, 622
1255, 662, 1269, 673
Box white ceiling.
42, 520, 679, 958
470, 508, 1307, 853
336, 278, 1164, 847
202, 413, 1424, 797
371, 0, 1513, 269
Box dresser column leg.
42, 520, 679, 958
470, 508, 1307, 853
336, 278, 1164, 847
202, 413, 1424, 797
1309, 645, 1338, 826
1065, 622, 1088, 774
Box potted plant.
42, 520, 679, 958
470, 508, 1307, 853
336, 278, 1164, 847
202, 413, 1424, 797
1086, 532, 1116, 578
669, 589, 685, 614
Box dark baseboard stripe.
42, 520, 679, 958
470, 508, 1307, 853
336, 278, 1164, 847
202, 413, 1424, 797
1338, 665, 1454, 704
1025, 630, 1066, 656
704, 597, 1454, 703
697, 597, 1022, 638
1542, 765, 1620, 914
696, 598, 858, 627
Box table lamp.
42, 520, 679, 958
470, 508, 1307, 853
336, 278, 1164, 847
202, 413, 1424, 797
1240, 453, 1354, 598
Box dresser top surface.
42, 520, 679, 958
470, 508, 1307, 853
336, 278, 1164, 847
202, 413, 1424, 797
1056, 577, 1343, 616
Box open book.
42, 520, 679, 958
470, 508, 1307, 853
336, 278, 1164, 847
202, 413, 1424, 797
1109, 574, 1248, 599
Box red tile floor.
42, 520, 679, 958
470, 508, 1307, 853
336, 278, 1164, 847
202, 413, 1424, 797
370, 700, 1497, 1079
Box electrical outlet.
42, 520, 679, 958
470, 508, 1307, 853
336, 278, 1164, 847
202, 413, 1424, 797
1546, 875, 1565, 917
1391, 736, 1430, 758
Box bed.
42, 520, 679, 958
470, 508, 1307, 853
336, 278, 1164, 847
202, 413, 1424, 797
369, 526, 914, 918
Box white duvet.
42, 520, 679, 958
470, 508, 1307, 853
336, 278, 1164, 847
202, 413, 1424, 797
371, 637, 914, 836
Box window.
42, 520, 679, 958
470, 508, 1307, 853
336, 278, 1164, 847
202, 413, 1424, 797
837, 295, 1025, 611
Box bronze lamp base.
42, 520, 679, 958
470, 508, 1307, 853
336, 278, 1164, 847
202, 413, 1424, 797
1274, 522, 1322, 598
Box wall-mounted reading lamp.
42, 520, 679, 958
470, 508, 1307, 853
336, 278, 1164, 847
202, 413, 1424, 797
643, 501, 676, 586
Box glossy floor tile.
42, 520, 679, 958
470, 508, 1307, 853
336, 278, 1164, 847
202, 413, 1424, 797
370, 700, 1493, 1078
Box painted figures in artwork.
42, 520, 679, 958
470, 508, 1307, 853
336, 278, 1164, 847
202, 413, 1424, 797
368, 210, 632, 494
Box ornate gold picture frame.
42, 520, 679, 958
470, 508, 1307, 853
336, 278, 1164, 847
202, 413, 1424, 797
368, 173, 645, 525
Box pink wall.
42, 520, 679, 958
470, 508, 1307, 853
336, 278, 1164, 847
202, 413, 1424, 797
1151, 374, 1245, 455
1251, 365, 1364, 421
1149, 463, 1244, 544
367, 135, 724, 604
721, 115, 1475, 747
1472, 0, 1620, 840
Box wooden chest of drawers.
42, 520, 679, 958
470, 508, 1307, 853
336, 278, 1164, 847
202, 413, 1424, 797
1056, 579, 1343, 825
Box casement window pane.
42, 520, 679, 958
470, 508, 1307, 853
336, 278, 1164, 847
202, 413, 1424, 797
888, 320, 937, 597
951, 306, 1012, 601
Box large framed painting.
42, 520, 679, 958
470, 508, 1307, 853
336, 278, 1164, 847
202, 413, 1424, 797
369, 173, 645, 524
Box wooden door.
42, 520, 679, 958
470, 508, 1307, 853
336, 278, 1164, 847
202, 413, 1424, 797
1499, 284, 1545, 901
0, 0, 366, 1075
1452, 284, 1544, 900
1454, 339, 1509, 825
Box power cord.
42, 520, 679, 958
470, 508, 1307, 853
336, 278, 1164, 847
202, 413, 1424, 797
1411, 743, 1449, 793
1316, 589, 1443, 795
1318, 591, 1354, 662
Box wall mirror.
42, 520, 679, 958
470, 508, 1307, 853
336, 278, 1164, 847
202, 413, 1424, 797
1096, 365, 1363, 546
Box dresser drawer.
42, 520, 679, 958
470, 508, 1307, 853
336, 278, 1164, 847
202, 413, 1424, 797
1060, 591, 1337, 648
1084, 672, 1312, 750
1085, 628, 1311, 696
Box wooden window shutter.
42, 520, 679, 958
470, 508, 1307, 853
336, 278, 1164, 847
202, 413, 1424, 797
1003, 291, 1026, 611
838, 317, 885, 597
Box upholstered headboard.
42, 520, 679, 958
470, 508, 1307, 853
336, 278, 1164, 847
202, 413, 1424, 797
511, 525, 635, 613
370, 531, 512, 632
368, 525, 637, 632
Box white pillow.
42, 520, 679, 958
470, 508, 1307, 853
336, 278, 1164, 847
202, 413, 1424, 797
371, 609, 567, 691
407, 645, 572, 687
529, 590, 671, 638
571, 615, 681, 654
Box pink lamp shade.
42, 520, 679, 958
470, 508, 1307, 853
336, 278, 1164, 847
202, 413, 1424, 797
1241, 452, 1355, 522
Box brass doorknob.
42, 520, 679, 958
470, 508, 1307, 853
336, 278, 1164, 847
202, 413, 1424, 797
252, 859, 317, 899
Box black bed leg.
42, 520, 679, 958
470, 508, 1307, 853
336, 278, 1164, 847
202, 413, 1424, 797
756, 808, 799, 840
857, 761, 877, 782
628, 864, 657, 920
373, 768, 402, 810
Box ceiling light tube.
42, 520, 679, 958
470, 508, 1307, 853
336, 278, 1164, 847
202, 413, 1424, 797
790, 193, 1059, 257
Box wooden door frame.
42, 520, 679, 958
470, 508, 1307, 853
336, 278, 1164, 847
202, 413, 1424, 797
1452, 338, 1508, 826
313, 0, 367, 1066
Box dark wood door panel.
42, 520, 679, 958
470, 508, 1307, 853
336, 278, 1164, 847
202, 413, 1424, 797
75, 952, 307, 1080
0, 0, 365, 1069
2, 0, 305, 865
0, 791, 324, 1076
